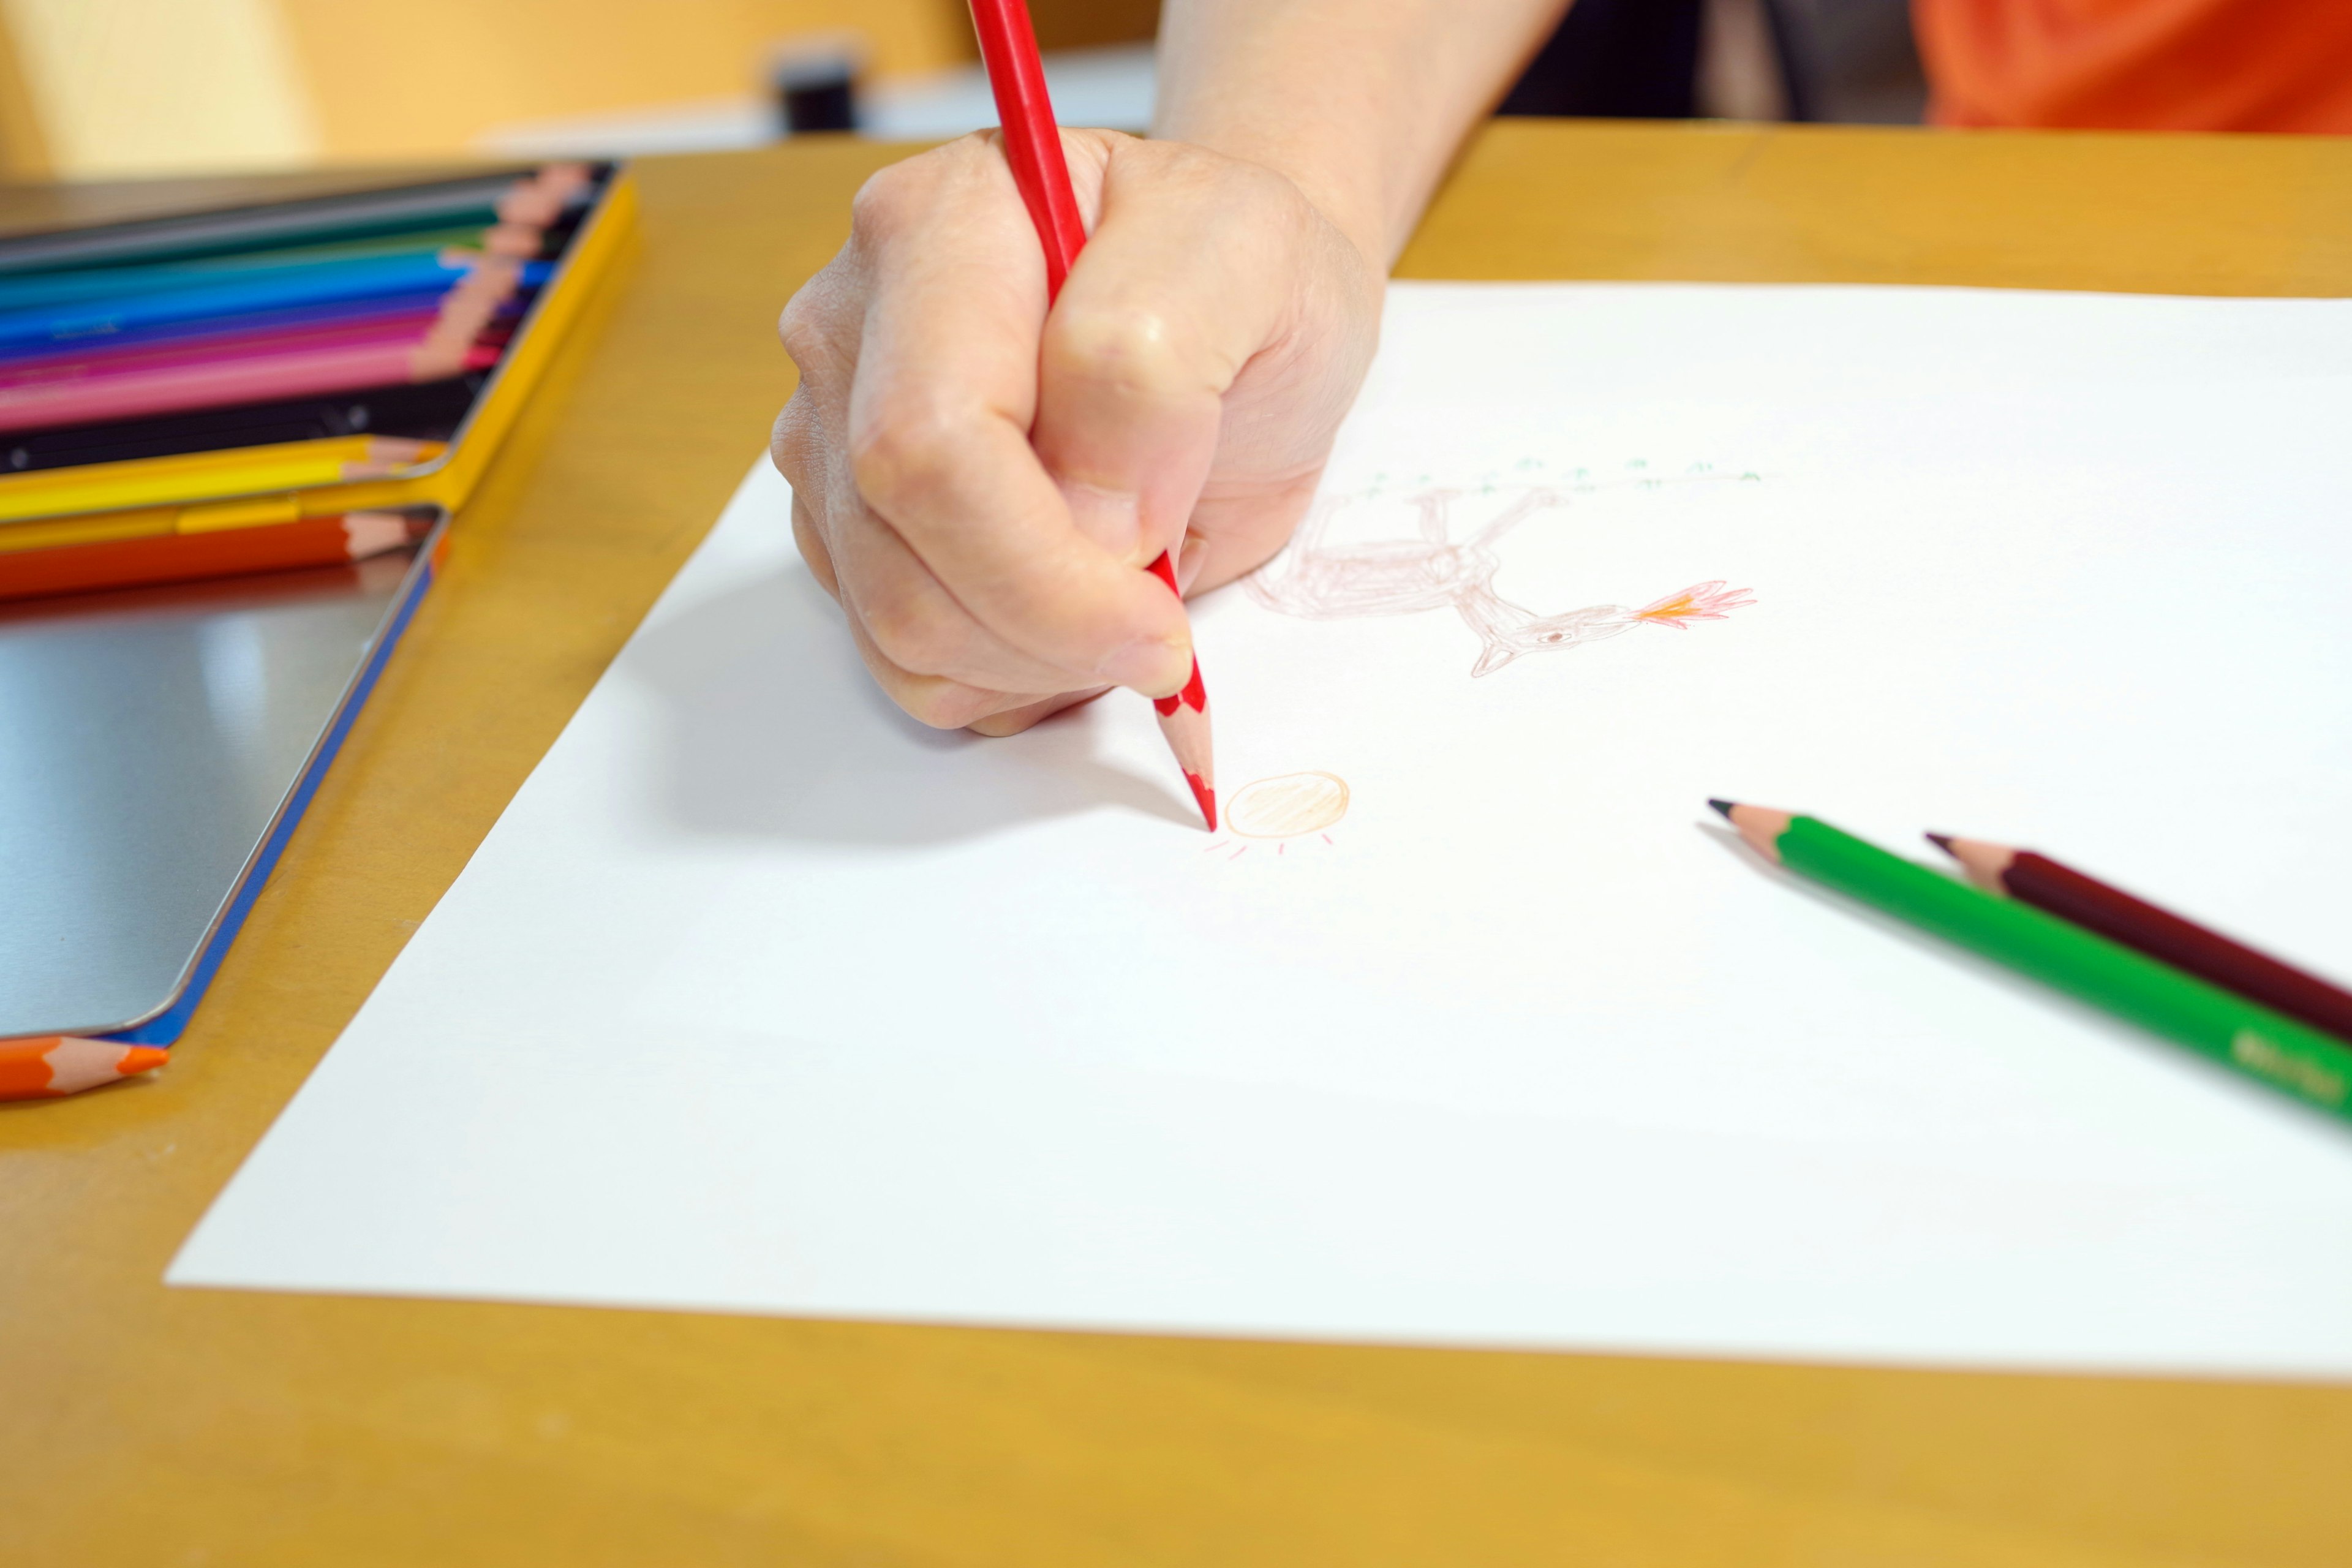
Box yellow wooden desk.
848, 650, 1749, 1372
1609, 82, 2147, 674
6, 123, 2352, 1567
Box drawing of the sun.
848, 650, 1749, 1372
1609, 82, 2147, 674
1204, 772, 1350, 859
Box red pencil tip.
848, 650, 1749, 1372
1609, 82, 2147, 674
1185, 772, 1218, 832
1924, 832, 1955, 854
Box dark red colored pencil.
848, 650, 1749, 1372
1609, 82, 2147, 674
1929, 834, 2352, 1046
966, 0, 1217, 830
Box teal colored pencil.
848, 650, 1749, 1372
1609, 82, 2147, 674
0, 226, 492, 312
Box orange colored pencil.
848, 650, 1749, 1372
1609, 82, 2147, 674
0, 508, 429, 601
0, 1036, 169, 1099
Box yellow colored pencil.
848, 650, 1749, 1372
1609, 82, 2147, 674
0, 435, 440, 525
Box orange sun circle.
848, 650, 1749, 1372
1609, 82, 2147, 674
1226, 772, 1351, 839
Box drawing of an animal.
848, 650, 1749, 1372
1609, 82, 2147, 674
1246, 486, 1754, 676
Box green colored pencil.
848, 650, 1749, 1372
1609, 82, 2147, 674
1710, 801, 2352, 1120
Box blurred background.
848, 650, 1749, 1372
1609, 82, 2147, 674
0, 0, 1926, 181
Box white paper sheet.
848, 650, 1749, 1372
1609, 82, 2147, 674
172, 283, 2352, 1378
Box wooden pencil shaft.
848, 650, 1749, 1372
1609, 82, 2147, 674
0, 375, 480, 481
0, 342, 494, 440
0, 292, 456, 369
0, 226, 492, 312
0, 309, 443, 382
965, 0, 1087, 300
0, 435, 439, 524
0, 173, 538, 277
2002, 850, 2352, 1046
0, 510, 422, 601
0, 1035, 167, 1098
1773, 815, 2352, 1119
963, 0, 1217, 829
0, 254, 542, 354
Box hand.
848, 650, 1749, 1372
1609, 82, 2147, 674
773, 128, 1384, 735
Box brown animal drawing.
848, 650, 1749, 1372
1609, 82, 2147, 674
1245, 484, 1754, 676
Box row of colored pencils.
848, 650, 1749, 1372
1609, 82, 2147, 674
0, 165, 589, 440
1715, 802, 2352, 1120
0, 165, 598, 609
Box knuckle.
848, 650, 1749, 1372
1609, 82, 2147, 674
848, 147, 959, 240
846, 167, 912, 238
1043, 305, 1195, 402
846, 394, 965, 519
769, 392, 821, 484
858, 578, 963, 676
777, 277, 851, 375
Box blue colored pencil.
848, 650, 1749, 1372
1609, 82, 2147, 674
0, 255, 551, 352
0, 228, 493, 312
0, 291, 462, 360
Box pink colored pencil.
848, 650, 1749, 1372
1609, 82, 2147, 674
0, 253, 525, 432
967, 0, 1218, 830
0, 306, 443, 383
0, 331, 496, 431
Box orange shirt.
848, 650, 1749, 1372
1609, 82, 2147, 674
1913, 0, 2352, 132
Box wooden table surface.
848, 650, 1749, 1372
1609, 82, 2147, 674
7, 122, 2352, 1567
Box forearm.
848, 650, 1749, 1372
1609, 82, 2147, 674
1152, 0, 1569, 267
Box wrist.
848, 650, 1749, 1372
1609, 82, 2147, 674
1150, 0, 1568, 268
1157, 123, 1392, 273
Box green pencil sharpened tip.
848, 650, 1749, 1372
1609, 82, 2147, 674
1706, 798, 1735, 820
1924, 832, 1955, 854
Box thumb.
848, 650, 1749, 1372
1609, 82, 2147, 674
1031, 140, 1302, 571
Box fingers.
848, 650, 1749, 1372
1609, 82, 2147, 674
824, 483, 1099, 697
1176, 468, 1331, 595
1038, 137, 1382, 614
777, 143, 1170, 723
966, 685, 1114, 737
842, 138, 1196, 698
786, 463, 842, 600
835, 599, 1022, 731
789, 363, 1123, 704
1032, 140, 1303, 570
794, 408, 1099, 720
775, 129, 1385, 741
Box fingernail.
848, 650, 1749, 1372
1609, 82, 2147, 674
1175, 533, 1207, 595
1061, 482, 1144, 559
1096, 635, 1191, 695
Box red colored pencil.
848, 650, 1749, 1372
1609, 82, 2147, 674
966, 0, 1218, 830
0, 509, 431, 601
0, 1036, 169, 1099
1929, 834, 2352, 1046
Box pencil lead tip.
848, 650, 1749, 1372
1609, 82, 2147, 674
1924, 832, 1954, 854
1706, 798, 1735, 820
1185, 773, 1217, 833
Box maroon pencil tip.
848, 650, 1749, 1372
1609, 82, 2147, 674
1924, 832, 1955, 854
